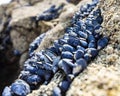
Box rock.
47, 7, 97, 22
1, 0, 120, 96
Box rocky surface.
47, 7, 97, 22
67, 0, 120, 96
28, 0, 120, 96
0, 0, 120, 96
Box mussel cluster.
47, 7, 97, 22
36, 4, 64, 21
2, 0, 109, 96
66, 0, 80, 5
29, 33, 46, 57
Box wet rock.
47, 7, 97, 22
1, 0, 120, 96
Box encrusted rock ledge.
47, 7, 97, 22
0, 0, 120, 96
0, 0, 73, 93
28, 0, 120, 96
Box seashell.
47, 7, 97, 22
35, 52, 44, 61
92, 9, 103, 24
33, 61, 43, 69
85, 29, 92, 35
39, 55, 44, 61
11, 79, 30, 96
36, 69, 47, 77
58, 60, 71, 74
92, 8, 101, 17
44, 71, 53, 81
43, 63, 53, 71
24, 64, 38, 74
78, 31, 88, 39
80, 40, 88, 48
94, 24, 102, 32
96, 13, 103, 24
45, 50, 57, 58
59, 80, 70, 92
19, 72, 41, 87
58, 59, 74, 74
65, 27, 73, 33
83, 11, 90, 16
36, 68, 52, 81
72, 58, 87, 76
80, 4, 89, 13
54, 41, 62, 54
62, 44, 75, 52
84, 53, 92, 62
86, 17, 93, 23
36, 11, 57, 21
93, 31, 102, 40
63, 33, 69, 40
97, 36, 109, 50
86, 48, 98, 58
43, 53, 53, 63
72, 26, 81, 33
29, 33, 45, 56
87, 4, 94, 13
2, 87, 12, 96
19, 71, 31, 80
67, 36, 80, 47
87, 34, 96, 42
88, 41, 96, 48
61, 51, 73, 59
92, 0, 99, 4
74, 49, 84, 60
85, 23, 94, 33
43, 5, 56, 13
77, 45, 85, 52
62, 59, 75, 67
48, 46, 59, 55
26, 75, 42, 85
58, 39, 68, 45
75, 20, 85, 29
91, 18, 99, 26
69, 31, 78, 37
52, 56, 61, 73
37, 62, 53, 71
66, 74, 75, 82
66, 0, 80, 4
